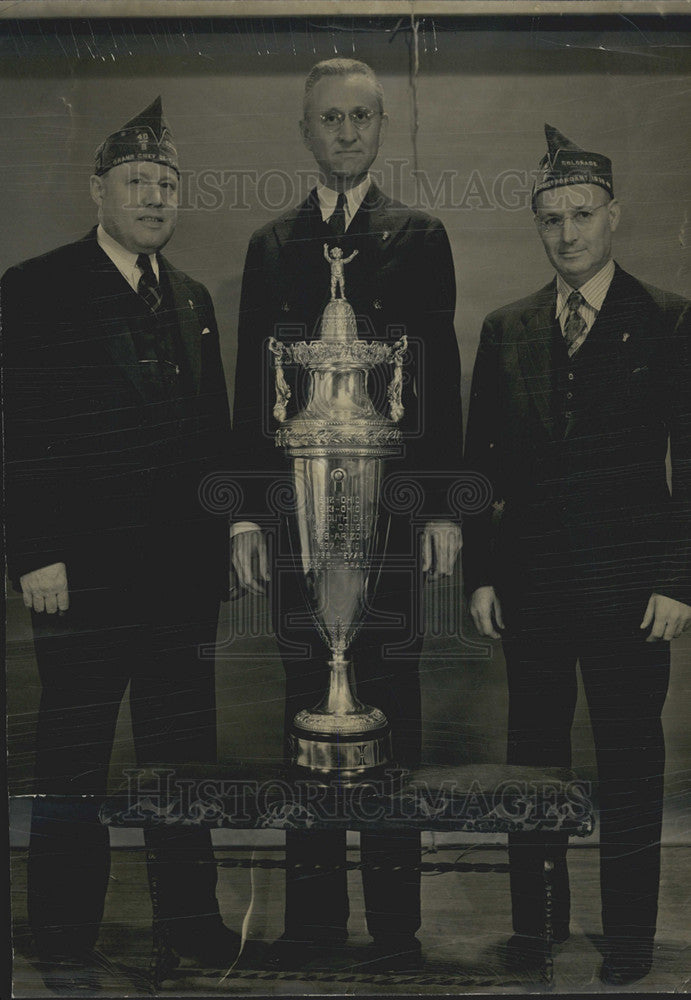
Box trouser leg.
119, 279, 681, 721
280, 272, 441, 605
580, 637, 669, 947
130, 607, 222, 929
503, 636, 578, 937
28, 609, 130, 957
279, 631, 350, 941
354, 630, 423, 940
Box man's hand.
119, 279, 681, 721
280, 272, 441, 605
640, 593, 691, 642
470, 585, 505, 639
422, 521, 462, 580
231, 529, 270, 596
20, 562, 69, 614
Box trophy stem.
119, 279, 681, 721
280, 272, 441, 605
314, 654, 364, 717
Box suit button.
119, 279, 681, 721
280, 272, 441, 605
566, 391, 573, 399
568, 372, 574, 380
373, 299, 382, 310
282, 302, 290, 312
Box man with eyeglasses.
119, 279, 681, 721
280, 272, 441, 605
464, 124, 691, 986
232, 58, 463, 970
3, 98, 240, 989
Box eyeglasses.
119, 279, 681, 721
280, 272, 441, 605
318, 107, 380, 133
535, 203, 610, 235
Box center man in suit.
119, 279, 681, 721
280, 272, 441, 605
464, 125, 691, 986
3, 99, 240, 988
231, 59, 463, 968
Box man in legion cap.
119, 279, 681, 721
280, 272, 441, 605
463, 124, 691, 985
3, 98, 239, 986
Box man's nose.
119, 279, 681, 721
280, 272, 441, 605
560, 216, 579, 243
142, 182, 164, 205
337, 115, 358, 142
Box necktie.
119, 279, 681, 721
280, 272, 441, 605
563, 290, 588, 357
136, 253, 162, 313
327, 192, 347, 238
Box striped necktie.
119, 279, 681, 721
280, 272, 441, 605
563, 290, 588, 357
327, 192, 347, 238
136, 253, 162, 313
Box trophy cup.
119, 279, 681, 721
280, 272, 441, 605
269, 244, 407, 782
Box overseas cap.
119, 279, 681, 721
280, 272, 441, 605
532, 123, 613, 207
94, 96, 179, 177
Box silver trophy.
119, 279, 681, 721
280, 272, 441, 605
269, 244, 407, 781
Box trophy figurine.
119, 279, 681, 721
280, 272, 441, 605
269, 245, 407, 781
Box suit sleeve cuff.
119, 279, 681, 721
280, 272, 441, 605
230, 521, 261, 538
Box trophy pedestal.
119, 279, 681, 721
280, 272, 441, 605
289, 655, 393, 784
290, 724, 392, 784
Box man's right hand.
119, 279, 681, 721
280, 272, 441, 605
20, 562, 69, 614
469, 585, 505, 639
231, 529, 270, 596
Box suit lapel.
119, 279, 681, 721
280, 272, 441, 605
516, 280, 559, 437
273, 184, 411, 281
347, 183, 410, 272
580, 263, 644, 353
333, 183, 413, 320
160, 258, 202, 392
83, 234, 149, 400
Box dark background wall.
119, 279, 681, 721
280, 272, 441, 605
3, 17, 690, 834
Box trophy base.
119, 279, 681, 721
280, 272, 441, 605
290, 718, 392, 785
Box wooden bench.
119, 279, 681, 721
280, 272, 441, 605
97, 761, 595, 987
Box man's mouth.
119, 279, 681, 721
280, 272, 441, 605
138, 215, 165, 223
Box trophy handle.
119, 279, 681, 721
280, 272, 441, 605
387, 335, 408, 423
268, 337, 291, 423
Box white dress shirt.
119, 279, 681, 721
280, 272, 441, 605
316, 174, 371, 231
97, 223, 159, 290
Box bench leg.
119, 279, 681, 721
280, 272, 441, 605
146, 848, 179, 989
542, 858, 555, 985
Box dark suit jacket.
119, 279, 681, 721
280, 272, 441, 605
233, 183, 463, 527
3, 228, 232, 597
463, 264, 691, 620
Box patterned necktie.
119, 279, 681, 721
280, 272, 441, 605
563, 290, 588, 357
136, 253, 162, 313
327, 192, 347, 238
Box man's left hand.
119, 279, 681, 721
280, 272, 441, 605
422, 521, 462, 580
640, 593, 691, 641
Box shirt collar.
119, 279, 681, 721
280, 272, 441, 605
556, 258, 615, 319
96, 223, 159, 288
316, 175, 372, 226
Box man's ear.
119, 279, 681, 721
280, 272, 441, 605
607, 197, 621, 233
299, 118, 312, 153
89, 174, 104, 208
378, 112, 389, 150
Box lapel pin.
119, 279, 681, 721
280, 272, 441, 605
382, 231, 390, 241
622, 332, 630, 342
188, 299, 195, 310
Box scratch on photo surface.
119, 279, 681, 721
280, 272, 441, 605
217, 848, 257, 984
